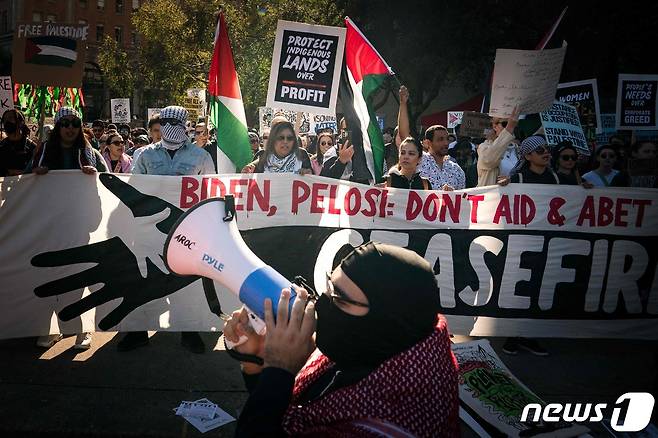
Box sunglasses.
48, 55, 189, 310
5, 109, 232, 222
560, 154, 577, 161
320, 141, 333, 146
276, 135, 295, 142
160, 117, 183, 126
325, 273, 369, 308
111, 140, 125, 146
600, 153, 616, 159
60, 118, 82, 128
194, 131, 206, 136
249, 138, 259, 144
262, 136, 269, 140
532, 146, 550, 155
495, 120, 508, 128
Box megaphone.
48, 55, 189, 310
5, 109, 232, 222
163, 196, 300, 346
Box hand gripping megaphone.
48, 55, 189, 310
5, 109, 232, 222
163, 196, 305, 348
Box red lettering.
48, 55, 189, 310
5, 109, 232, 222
467, 195, 484, 223
577, 196, 595, 226
361, 189, 379, 217
291, 180, 310, 214
406, 191, 423, 220
378, 189, 390, 218
615, 198, 631, 227
209, 178, 226, 198
493, 195, 512, 224
598, 196, 614, 226
200, 177, 210, 201
513, 194, 520, 225
311, 183, 328, 214
439, 194, 461, 223
423, 193, 440, 221
520, 194, 536, 225
180, 177, 199, 208
328, 185, 341, 214
247, 179, 270, 212
229, 179, 249, 211
633, 199, 651, 226
344, 188, 361, 216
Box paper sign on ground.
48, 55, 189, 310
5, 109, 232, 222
540, 101, 589, 155
266, 20, 345, 116
489, 44, 567, 118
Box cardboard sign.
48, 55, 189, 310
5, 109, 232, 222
489, 44, 567, 118
12, 22, 89, 88
147, 108, 162, 122
447, 111, 463, 129
266, 20, 345, 116
0, 76, 14, 117
540, 101, 589, 155
459, 112, 491, 138
556, 78, 602, 135
111, 98, 131, 124
616, 74, 658, 131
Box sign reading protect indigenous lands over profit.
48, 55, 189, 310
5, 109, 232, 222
616, 74, 658, 130
540, 101, 589, 155
489, 44, 567, 118
453, 340, 589, 437
267, 20, 346, 116
12, 22, 89, 88
0, 76, 14, 117
556, 78, 602, 135
0, 172, 656, 340
111, 98, 131, 124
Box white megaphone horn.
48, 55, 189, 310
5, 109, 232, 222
163, 196, 305, 348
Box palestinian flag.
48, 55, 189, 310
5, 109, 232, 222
25, 36, 78, 67
208, 12, 252, 172
341, 17, 394, 183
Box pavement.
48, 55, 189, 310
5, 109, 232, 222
0, 332, 656, 437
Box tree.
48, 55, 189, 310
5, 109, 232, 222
97, 36, 135, 98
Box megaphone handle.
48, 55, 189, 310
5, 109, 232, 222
224, 307, 265, 350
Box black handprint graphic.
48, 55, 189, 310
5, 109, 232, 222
31, 173, 199, 330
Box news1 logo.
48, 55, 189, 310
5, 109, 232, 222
521, 393, 655, 432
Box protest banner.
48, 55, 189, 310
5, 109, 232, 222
12, 22, 89, 88
111, 98, 131, 124
0, 172, 656, 340
556, 78, 602, 137
147, 108, 162, 122
616, 74, 658, 130
540, 101, 589, 155
459, 112, 491, 138
0, 76, 14, 117
453, 340, 589, 437
266, 20, 345, 116
489, 44, 567, 118
448, 111, 463, 129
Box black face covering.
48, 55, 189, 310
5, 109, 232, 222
315, 242, 440, 370
3, 122, 17, 135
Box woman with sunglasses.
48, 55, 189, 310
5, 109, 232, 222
29, 107, 107, 175
102, 132, 132, 173
582, 145, 621, 187
552, 141, 593, 187
503, 135, 559, 185
310, 131, 334, 175
224, 242, 458, 437
0, 109, 36, 177
476, 105, 521, 187
241, 121, 312, 175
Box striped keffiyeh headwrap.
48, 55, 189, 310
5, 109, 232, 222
509, 135, 549, 176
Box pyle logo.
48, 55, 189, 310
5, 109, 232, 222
174, 234, 195, 249
202, 254, 224, 273
521, 392, 655, 432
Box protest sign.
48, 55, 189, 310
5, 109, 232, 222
184, 89, 206, 122
12, 22, 89, 88
616, 74, 658, 130
489, 44, 567, 118
267, 20, 345, 115
258, 106, 337, 134
147, 108, 162, 122
310, 113, 337, 134
540, 101, 589, 155
459, 112, 491, 138
111, 98, 131, 124
448, 111, 463, 129
0, 76, 14, 117
1, 172, 656, 340
556, 78, 602, 137
453, 340, 589, 437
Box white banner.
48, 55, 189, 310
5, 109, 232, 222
0, 172, 656, 339
111, 98, 131, 124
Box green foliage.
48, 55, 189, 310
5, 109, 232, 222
97, 36, 135, 98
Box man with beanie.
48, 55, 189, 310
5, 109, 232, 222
224, 242, 459, 437
122, 105, 214, 353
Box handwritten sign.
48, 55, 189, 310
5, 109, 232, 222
111, 98, 131, 124
147, 108, 162, 122
615, 74, 658, 131
459, 112, 491, 138
540, 101, 589, 155
0, 76, 14, 117
489, 44, 567, 117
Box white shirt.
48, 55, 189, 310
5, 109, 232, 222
582, 169, 619, 187
419, 152, 465, 190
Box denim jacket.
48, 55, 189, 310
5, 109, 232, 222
131, 141, 215, 175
